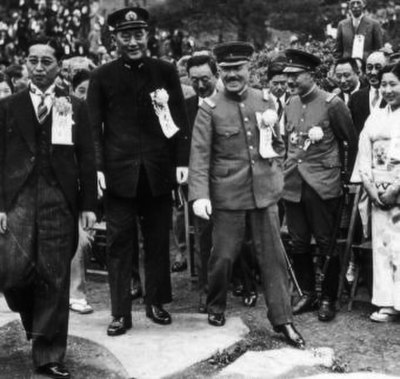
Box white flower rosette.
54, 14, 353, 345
303, 126, 324, 151
52, 96, 74, 145
150, 88, 179, 138
256, 109, 279, 158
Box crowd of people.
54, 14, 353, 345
0, 0, 400, 378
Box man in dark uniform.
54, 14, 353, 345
87, 7, 190, 336
283, 49, 358, 321
0, 37, 97, 378
189, 42, 305, 349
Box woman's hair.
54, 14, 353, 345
0, 71, 13, 92
71, 69, 90, 91
379, 62, 400, 82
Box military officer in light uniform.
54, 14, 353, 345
189, 42, 305, 349
283, 49, 358, 321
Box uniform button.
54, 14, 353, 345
298, 159, 302, 163
30, 156, 36, 163
247, 131, 252, 136
303, 105, 306, 109
244, 117, 249, 122
251, 160, 255, 165
249, 145, 254, 150
240, 103, 245, 108
300, 118, 304, 122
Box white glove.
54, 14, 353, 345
97, 171, 106, 199
176, 167, 188, 184
193, 198, 212, 220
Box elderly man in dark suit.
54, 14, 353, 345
283, 49, 358, 322
348, 51, 388, 134
189, 41, 305, 349
0, 37, 97, 378
87, 7, 189, 336
335, 0, 383, 60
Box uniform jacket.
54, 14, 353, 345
283, 86, 358, 202
189, 87, 285, 210
0, 88, 97, 216
87, 57, 190, 198
348, 86, 386, 135
335, 15, 383, 60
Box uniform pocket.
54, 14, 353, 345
215, 127, 240, 138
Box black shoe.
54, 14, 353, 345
318, 299, 336, 322
36, 363, 70, 378
208, 312, 225, 327
171, 259, 188, 272
146, 304, 172, 325
273, 323, 305, 349
292, 292, 318, 315
107, 316, 132, 336
243, 291, 258, 307
130, 285, 143, 300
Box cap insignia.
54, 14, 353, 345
125, 11, 138, 21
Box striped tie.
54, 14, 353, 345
37, 94, 49, 124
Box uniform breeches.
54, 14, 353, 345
106, 176, 172, 316
3, 175, 75, 367
207, 205, 293, 326
284, 181, 341, 299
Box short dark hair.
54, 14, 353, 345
71, 69, 90, 91
5, 64, 24, 81
334, 57, 359, 74
267, 62, 287, 81
379, 62, 400, 82
186, 54, 218, 76
0, 71, 13, 92
27, 37, 64, 61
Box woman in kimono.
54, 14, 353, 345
352, 62, 400, 322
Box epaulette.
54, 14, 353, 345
326, 93, 337, 103
203, 97, 216, 108
262, 88, 270, 101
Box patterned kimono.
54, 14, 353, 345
352, 106, 400, 310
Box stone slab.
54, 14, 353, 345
69, 310, 249, 379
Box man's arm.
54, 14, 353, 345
334, 21, 344, 59
372, 20, 384, 51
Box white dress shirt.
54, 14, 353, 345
29, 82, 55, 123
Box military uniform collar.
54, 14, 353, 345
121, 56, 145, 70
223, 86, 249, 101
299, 84, 318, 104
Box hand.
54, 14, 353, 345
80, 211, 97, 231
176, 167, 188, 184
193, 199, 212, 220
0, 212, 7, 234
379, 184, 399, 207
363, 181, 385, 208
97, 171, 106, 199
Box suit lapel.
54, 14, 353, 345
13, 89, 37, 154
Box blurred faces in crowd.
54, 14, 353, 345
366, 51, 387, 89
5, 64, 29, 93
0, 72, 12, 99
380, 67, 400, 110
287, 71, 314, 97
334, 58, 360, 94
219, 63, 250, 94
114, 28, 148, 61
349, 0, 365, 18
71, 70, 90, 100
269, 73, 288, 99
187, 55, 218, 99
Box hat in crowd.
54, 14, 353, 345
107, 7, 149, 32
283, 49, 321, 73
213, 41, 254, 67
389, 52, 400, 64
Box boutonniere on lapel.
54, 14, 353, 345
303, 126, 324, 151
150, 88, 179, 138
51, 96, 74, 145
255, 109, 279, 158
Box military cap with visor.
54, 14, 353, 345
283, 49, 321, 73
213, 41, 254, 67
107, 7, 149, 32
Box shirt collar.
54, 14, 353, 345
300, 85, 318, 104
29, 82, 56, 97
198, 89, 217, 106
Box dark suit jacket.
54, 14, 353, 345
87, 57, 190, 198
0, 89, 97, 216
185, 95, 198, 135
348, 86, 386, 134
335, 15, 383, 60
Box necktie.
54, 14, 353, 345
371, 89, 379, 108
277, 98, 283, 120
37, 94, 49, 124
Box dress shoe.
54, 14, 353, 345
36, 362, 70, 378
292, 292, 318, 315
107, 316, 132, 336
208, 312, 225, 327
130, 285, 143, 300
146, 304, 172, 325
243, 291, 258, 307
318, 299, 336, 322
273, 323, 305, 349
171, 259, 188, 272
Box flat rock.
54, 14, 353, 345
69, 310, 249, 379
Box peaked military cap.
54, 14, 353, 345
107, 7, 149, 32
213, 42, 254, 67
283, 49, 321, 73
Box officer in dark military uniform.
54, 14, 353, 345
283, 50, 358, 321
87, 7, 189, 336
189, 42, 304, 349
